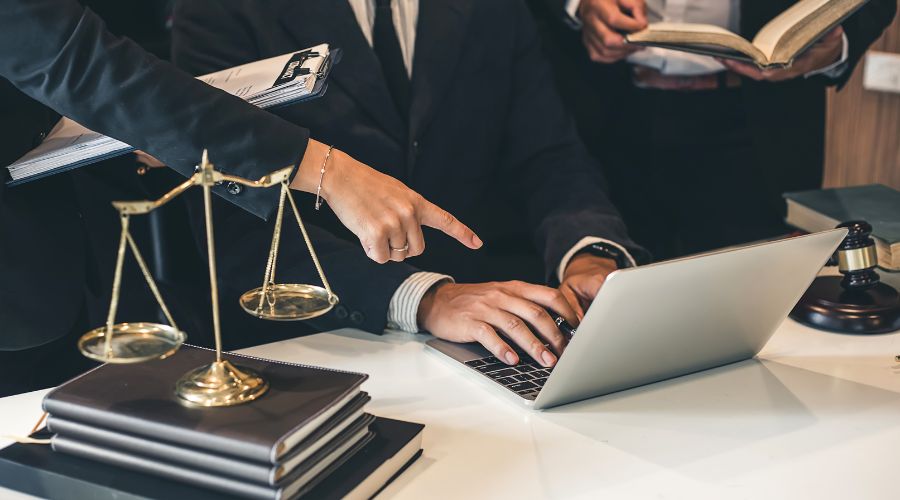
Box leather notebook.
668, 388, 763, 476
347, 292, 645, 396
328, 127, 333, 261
47, 393, 371, 486
42, 345, 367, 463
0, 417, 424, 500
52, 416, 374, 500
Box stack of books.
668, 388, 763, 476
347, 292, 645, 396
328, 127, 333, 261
1, 345, 423, 499
6, 44, 337, 186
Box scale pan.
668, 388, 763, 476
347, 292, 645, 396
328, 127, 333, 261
240, 284, 337, 321
78, 322, 186, 363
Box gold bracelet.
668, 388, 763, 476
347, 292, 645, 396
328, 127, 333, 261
314, 145, 334, 210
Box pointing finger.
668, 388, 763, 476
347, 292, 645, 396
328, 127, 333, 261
420, 200, 483, 250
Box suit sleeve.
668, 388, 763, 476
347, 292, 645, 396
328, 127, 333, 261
832, 0, 896, 89
0, 0, 311, 221
499, 1, 649, 282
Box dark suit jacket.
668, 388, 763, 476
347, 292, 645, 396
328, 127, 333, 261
528, 0, 896, 215
0, 0, 314, 349
172, 0, 647, 334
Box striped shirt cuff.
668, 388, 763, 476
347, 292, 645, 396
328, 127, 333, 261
386, 272, 454, 333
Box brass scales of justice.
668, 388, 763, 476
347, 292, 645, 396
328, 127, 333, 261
76, 150, 338, 407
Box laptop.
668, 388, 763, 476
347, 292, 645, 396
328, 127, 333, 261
426, 229, 846, 410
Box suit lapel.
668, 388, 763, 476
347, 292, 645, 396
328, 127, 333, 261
408, 0, 474, 147
281, 0, 406, 144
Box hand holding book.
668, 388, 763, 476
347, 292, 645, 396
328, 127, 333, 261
578, 0, 648, 63
718, 26, 845, 81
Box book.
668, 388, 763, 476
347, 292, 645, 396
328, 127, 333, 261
5, 44, 337, 186
625, 0, 870, 69
42, 344, 368, 464
0, 417, 424, 500
51, 418, 373, 500
784, 184, 900, 270
46, 394, 372, 485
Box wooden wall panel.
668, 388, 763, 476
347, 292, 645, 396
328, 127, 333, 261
824, 5, 900, 189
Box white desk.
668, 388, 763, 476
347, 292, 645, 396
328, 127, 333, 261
2, 318, 899, 500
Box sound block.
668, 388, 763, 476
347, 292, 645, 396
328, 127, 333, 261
790, 276, 900, 334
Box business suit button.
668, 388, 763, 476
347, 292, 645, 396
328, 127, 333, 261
334, 305, 349, 320
225, 181, 242, 195
412, 140, 420, 155
350, 311, 365, 325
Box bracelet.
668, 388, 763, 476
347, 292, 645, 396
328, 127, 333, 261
314, 145, 334, 210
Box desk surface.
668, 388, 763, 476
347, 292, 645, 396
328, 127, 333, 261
2, 318, 899, 500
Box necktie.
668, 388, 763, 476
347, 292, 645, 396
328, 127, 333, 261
373, 0, 411, 120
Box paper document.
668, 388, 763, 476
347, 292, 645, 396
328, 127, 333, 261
7, 44, 333, 185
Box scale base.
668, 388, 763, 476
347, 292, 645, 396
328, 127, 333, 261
78, 323, 185, 363
790, 276, 900, 334
174, 360, 269, 407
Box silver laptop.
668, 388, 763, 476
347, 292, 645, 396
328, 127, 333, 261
426, 229, 846, 410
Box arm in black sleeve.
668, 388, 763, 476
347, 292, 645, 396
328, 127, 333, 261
832, 0, 896, 89
499, 1, 648, 282
0, 0, 310, 220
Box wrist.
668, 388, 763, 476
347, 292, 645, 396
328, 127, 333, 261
416, 280, 452, 331
564, 253, 617, 280
290, 139, 342, 200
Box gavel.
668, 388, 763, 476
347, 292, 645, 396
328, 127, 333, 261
790, 220, 900, 335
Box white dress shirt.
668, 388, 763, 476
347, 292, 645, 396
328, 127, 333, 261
347, 0, 635, 332
565, 0, 848, 77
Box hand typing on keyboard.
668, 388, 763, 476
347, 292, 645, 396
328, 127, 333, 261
417, 281, 579, 368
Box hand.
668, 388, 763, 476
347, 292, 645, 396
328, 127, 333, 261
418, 281, 580, 367
578, 0, 647, 63
719, 26, 844, 82
134, 150, 165, 168
559, 254, 618, 320
290, 140, 482, 264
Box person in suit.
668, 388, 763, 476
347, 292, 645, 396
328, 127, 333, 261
527, 0, 896, 260
172, 0, 649, 368
0, 0, 481, 396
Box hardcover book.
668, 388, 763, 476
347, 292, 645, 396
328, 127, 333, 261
784, 184, 900, 270
46, 394, 371, 485
0, 417, 424, 500
42, 344, 368, 463
626, 0, 870, 69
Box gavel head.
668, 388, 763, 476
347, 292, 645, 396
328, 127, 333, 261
836, 220, 880, 290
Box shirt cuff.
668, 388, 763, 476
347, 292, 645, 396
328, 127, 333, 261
805, 32, 849, 79
386, 272, 454, 333
557, 237, 638, 283
564, 0, 583, 29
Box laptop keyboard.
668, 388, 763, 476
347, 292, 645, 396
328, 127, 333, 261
464, 356, 552, 400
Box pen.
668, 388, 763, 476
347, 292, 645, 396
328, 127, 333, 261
550, 313, 577, 338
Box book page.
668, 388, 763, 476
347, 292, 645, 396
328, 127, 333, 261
752, 0, 851, 61
627, 23, 767, 64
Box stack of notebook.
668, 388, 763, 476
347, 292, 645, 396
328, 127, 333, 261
13, 345, 423, 499
6, 43, 337, 186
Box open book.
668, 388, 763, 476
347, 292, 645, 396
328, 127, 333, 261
625, 0, 869, 69
6, 44, 337, 186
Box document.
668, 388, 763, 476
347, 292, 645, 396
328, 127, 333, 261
6, 43, 333, 185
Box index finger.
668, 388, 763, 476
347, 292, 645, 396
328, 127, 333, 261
598, 0, 646, 32
420, 200, 483, 250
619, 0, 648, 27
